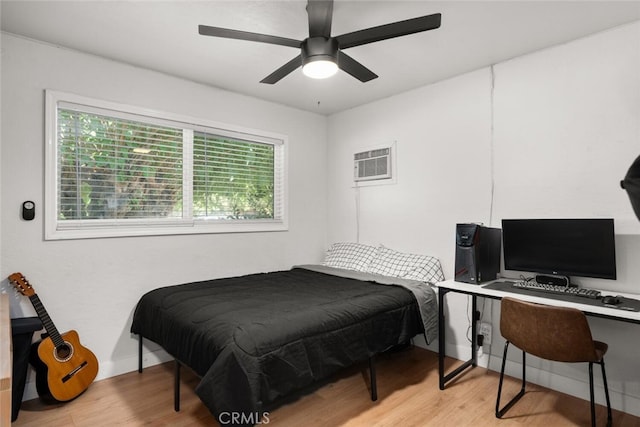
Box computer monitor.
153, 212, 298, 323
501, 218, 617, 281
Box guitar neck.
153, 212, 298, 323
28, 294, 64, 348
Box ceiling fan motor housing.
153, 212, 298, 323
302, 37, 339, 66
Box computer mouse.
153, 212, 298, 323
602, 295, 622, 305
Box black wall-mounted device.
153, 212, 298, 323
454, 223, 502, 284
22, 201, 35, 221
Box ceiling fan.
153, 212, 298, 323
198, 0, 441, 84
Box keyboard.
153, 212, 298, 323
513, 280, 602, 299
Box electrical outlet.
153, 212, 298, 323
479, 322, 492, 345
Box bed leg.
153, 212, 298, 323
138, 335, 143, 373
423, 333, 430, 346
369, 356, 377, 401
174, 359, 181, 412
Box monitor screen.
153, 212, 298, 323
501, 218, 617, 280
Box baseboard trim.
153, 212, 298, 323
440, 341, 640, 418
21, 347, 173, 403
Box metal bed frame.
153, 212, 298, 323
137, 335, 379, 412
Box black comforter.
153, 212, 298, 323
130, 266, 433, 420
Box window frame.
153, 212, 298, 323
44, 90, 288, 240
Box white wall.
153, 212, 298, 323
327, 68, 493, 257
0, 34, 328, 397
327, 21, 640, 416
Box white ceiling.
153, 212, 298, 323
2, 1, 640, 115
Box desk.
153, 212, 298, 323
437, 279, 640, 390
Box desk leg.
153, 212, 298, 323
471, 295, 478, 368
439, 289, 478, 389
438, 288, 448, 389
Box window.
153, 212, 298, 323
45, 90, 287, 239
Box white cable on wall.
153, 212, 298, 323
489, 64, 496, 227
355, 184, 361, 243
469, 65, 498, 353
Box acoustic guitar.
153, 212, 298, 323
8, 272, 99, 402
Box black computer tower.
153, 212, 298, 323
454, 223, 502, 284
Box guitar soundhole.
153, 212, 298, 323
54, 341, 74, 363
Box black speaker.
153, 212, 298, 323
454, 223, 502, 284
535, 274, 569, 287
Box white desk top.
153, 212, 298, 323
437, 279, 640, 323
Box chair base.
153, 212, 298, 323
496, 341, 526, 418
496, 341, 612, 427
590, 360, 613, 427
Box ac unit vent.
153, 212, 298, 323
354, 147, 392, 182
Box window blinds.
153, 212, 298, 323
48, 91, 286, 239
57, 109, 184, 221
193, 132, 275, 220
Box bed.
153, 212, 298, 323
130, 244, 443, 423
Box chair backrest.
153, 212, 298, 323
500, 297, 599, 363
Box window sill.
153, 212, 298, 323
45, 220, 288, 240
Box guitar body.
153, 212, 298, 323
32, 330, 99, 402
8, 272, 99, 403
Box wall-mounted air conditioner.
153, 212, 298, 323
354, 147, 392, 182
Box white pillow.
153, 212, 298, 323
368, 246, 445, 283
323, 242, 378, 272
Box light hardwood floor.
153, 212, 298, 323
12, 347, 640, 426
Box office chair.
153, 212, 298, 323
495, 297, 612, 427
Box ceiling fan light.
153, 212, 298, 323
302, 59, 338, 79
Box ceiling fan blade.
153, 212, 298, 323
335, 13, 441, 49
199, 25, 301, 48
337, 51, 377, 82
307, 0, 334, 38
260, 55, 303, 84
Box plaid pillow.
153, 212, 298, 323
323, 242, 378, 272
368, 246, 445, 283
